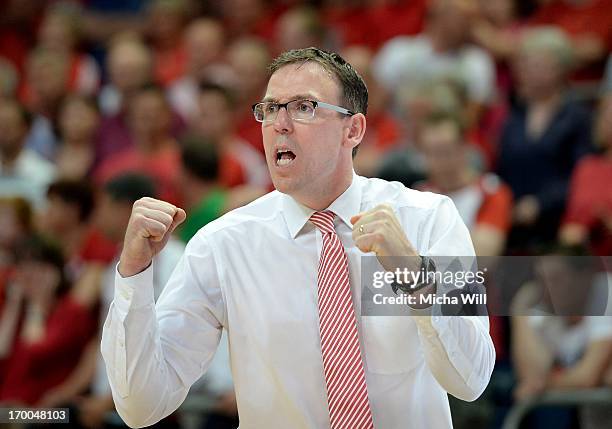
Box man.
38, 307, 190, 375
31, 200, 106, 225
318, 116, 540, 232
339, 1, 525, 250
0, 98, 56, 209
102, 47, 494, 428
417, 111, 512, 257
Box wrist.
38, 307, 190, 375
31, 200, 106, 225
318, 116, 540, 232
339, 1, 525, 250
118, 259, 151, 278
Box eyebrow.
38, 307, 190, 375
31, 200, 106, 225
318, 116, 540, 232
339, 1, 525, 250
261, 94, 319, 103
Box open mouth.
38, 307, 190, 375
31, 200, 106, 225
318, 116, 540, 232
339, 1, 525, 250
276, 149, 296, 167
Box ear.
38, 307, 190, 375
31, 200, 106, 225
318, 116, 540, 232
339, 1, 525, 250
343, 113, 366, 151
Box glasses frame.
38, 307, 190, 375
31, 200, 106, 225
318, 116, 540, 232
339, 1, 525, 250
252, 99, 355, 123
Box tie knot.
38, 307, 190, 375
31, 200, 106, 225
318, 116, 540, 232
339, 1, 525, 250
310, 211, 336, 234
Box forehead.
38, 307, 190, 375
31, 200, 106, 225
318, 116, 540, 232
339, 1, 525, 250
264, 62, 341, 102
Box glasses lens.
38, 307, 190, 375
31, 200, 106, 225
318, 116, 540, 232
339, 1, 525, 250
253, 103, 265, 122
288, 100, 315, 120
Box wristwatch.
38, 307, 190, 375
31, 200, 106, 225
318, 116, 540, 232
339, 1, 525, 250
391, 256, 437, 295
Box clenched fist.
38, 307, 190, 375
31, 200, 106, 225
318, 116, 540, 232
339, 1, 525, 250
118, 197, 186, 277
351, 204, 420, 272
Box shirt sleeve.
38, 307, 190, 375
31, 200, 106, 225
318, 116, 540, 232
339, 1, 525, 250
101, 234, 225, 428
413, 196, 496, 401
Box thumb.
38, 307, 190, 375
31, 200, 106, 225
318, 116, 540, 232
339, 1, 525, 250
350, 213, 364, 225
169, 208, 187, 233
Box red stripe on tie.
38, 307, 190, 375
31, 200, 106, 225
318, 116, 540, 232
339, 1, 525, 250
310, 211, 374, 429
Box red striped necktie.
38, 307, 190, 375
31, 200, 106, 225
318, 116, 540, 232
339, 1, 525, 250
310, 211, 374, 429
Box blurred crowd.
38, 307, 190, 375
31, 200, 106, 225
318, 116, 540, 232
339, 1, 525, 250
0, 0, 611, 428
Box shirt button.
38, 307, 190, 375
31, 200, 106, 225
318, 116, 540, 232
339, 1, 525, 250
121, 290, 132, 300
119, 340, 124, 347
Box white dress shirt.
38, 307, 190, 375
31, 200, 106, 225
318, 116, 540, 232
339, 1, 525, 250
101, 173, 495, 428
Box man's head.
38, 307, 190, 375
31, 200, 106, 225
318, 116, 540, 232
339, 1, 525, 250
184, 18, 225, 76
260, 47, 367, 209
179, 135, 220, 185
26, 48, 69, 111
95, 173, 157, 242
59, 94, 99, 143
275, 6, 325, 54
107, 35, 153, 95
419, 111, 468, 191
43, 179, 95, 236
228, 37, 270, 102
128, 84, 172, 144
195, 82, 235, 139
0, 98, 31, 158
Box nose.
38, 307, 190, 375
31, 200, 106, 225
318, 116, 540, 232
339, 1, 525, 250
272, 106, 293, 134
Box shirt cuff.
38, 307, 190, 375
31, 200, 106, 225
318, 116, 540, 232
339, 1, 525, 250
114, 262, 155, 316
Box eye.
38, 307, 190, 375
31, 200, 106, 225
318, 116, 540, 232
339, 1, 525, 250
295, 100, 314, 114
264, 103, 279, 114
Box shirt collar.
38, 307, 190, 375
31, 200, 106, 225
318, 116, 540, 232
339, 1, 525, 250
282, 171, 363, 238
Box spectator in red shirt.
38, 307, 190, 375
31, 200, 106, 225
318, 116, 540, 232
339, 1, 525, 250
39, 179, 117, 281
561, 94, 612, 256
191, 82, 270, 190
36, 3, 101, 95
94, 84, 182, 205
146, 0, 188, 87
0, 235, 98, 406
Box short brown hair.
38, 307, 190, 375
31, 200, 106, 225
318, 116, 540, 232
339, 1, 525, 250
268, 47, 368, 157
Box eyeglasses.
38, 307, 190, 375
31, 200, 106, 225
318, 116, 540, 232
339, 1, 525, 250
252, 99, 355, 123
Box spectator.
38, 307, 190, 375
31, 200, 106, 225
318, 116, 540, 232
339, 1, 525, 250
177, 136, 264, 244
220, 0, 280, 41
95, 84, 182, 205
177, 137, 226, 243
275, 6, 327, 55
95, 36, 185, 167
376, 79, 484, 188
0, 235, 98, 406
0, 98, 56, 208
497, 27, 593, 252
98, 34, 153, 117
373, 0, 496, 127
146, 0, 189, 87
417, 112, 513, 256
560, 94, 612, 256
528, 0, 612, 79
192, 82, 269, 189
39, 179, 117, 283
36, 2, 100, 95
229, 37, 271, 154
56, 95, 100, 180
0, 57, 19, 98
0, 197, 32, 272
511, 248, 612, 429
342, 45, 400, 177
22, 48, 70, 161
167, 18, 227, 123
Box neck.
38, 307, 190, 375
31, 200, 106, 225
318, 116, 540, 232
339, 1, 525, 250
136, 135, 169, 153
528, 89, 563, 106
296, 169, 354, 211
64, 136, 93, 148
436, 169, 473, 193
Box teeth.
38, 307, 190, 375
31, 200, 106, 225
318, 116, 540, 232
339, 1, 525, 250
278, 157, 293, 166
